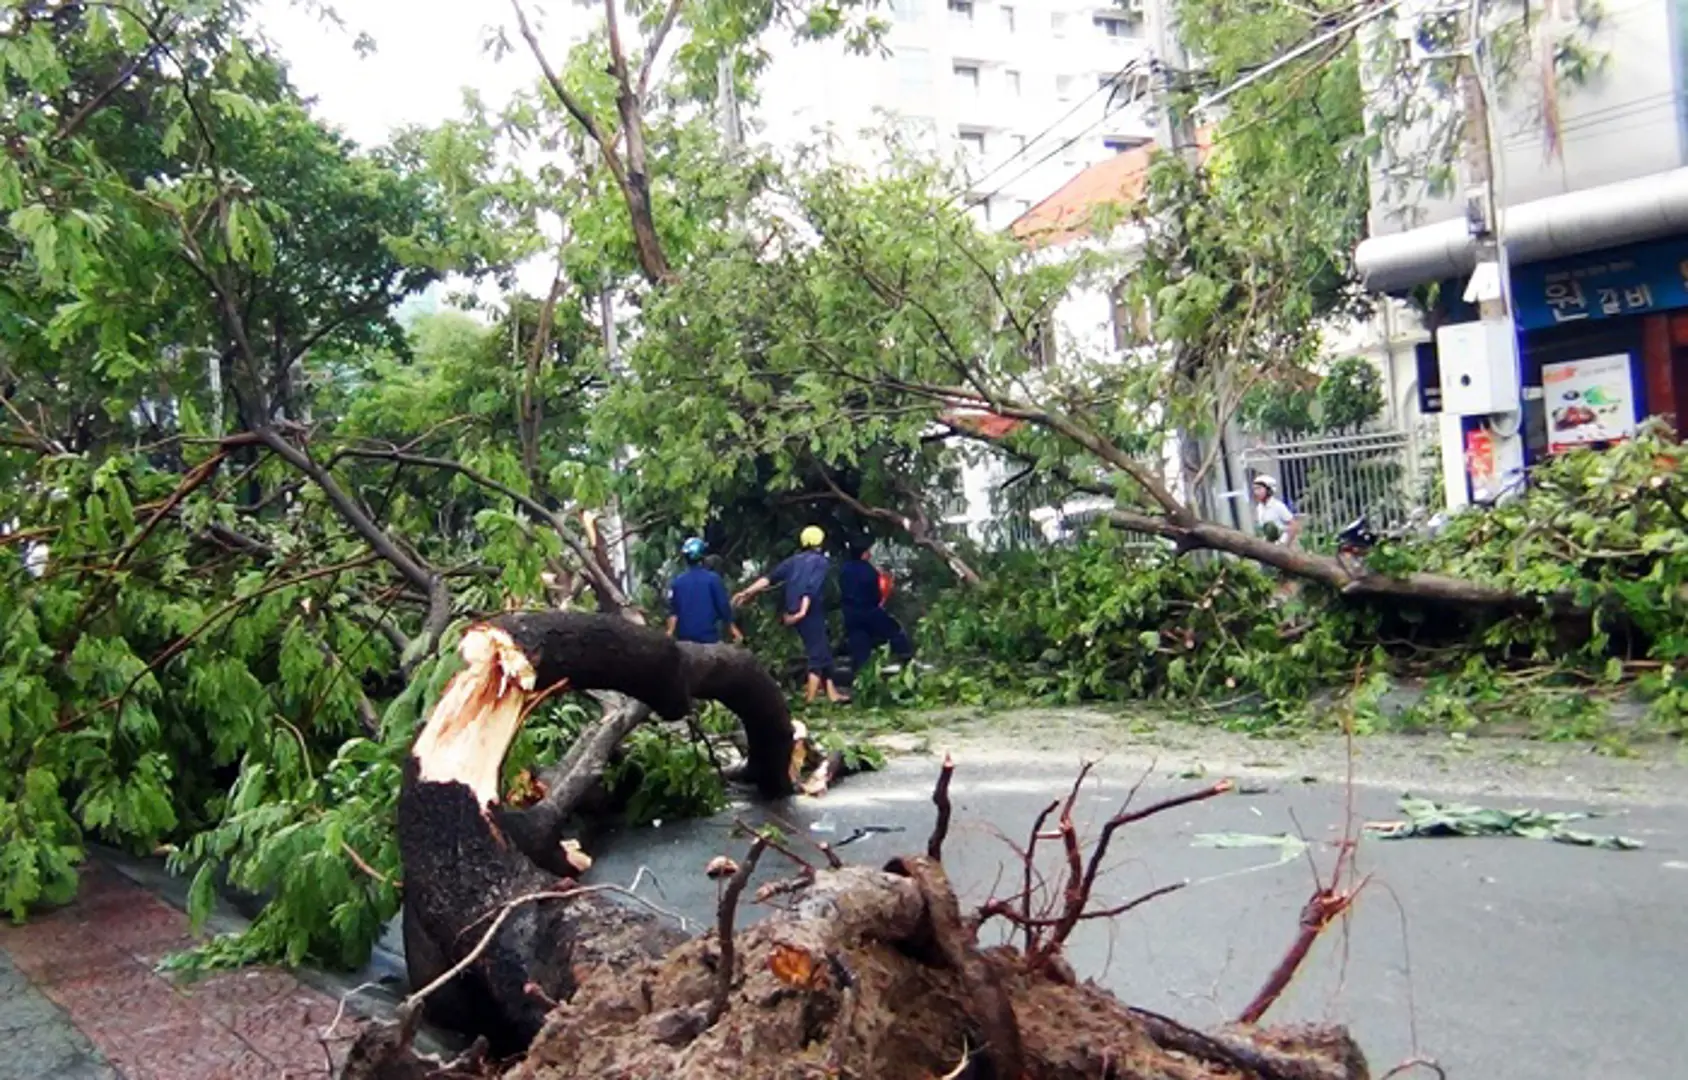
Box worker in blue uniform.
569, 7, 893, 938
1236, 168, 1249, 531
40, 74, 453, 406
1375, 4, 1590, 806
666, 537, 742, 645
733, 526, 850, 704
839, 536, 913, 682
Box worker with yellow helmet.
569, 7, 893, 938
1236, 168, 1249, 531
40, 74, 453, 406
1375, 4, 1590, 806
733, 525, 850, 704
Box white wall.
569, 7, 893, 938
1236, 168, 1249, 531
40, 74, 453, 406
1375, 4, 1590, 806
1368, 0, 1686, 236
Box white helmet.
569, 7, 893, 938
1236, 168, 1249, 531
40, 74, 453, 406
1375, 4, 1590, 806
1253, 475, 1278, 493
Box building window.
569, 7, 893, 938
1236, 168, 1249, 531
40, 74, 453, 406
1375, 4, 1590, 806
1056, 74, 1076, 101
1110, 281, 1153, 349
948, 0, 974, 21
1094, 13, 1141, 38
958, 128, 986, 157
1103, 136, 1149, 154
1051, 11, 1068, 36
1099, 72, 1150, 107
1001, 4, 1015, 31
954, 62, 980, 95
897, 48, 932, 96
1005, 69, 1021, 96
891, 0, 926, 20
1099, 69, 1153, 108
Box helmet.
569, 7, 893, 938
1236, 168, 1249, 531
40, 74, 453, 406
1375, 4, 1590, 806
799, 525, 825, 549
1253, 475, 1278, 494
681, 537, 707, 561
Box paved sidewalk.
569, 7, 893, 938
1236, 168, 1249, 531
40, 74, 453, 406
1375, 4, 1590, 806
0, 861, 363, 1080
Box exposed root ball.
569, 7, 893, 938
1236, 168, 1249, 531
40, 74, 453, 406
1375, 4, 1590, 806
497, 864, 1367, 1080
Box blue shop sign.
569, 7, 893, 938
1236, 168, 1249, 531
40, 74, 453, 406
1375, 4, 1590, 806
1511, 236, 1688, 331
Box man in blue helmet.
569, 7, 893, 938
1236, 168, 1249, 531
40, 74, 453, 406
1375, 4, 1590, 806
666, 537, 741, 645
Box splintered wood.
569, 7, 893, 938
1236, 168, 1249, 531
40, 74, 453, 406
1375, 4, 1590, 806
412, 626, 538, 808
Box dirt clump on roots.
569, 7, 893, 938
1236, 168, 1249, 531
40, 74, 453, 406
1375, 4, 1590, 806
500, 862, 1365, 1080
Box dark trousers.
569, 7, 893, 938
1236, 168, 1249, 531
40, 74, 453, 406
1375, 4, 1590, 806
844, 607, 912, 677
792, 611, 834, 678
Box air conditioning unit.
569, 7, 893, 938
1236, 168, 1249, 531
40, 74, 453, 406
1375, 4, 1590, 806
1435, 319, 1521, 417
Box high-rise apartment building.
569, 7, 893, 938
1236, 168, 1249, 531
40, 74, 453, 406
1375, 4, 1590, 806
752, 0, 1160, 225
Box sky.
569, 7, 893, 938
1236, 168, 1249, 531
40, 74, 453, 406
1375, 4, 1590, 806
254, 0, 549, 147
254, 0, 602, 305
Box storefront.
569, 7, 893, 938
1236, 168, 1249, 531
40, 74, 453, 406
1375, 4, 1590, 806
1357, 167, 1688, 508
1405, 233, 1688, 503
1508, 235, 1688, 457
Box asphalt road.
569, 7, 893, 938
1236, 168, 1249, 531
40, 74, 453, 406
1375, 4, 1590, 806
589, 740, 1688, 1080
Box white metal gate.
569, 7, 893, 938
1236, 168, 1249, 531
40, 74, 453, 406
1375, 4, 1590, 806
1238, 429, 1419, 541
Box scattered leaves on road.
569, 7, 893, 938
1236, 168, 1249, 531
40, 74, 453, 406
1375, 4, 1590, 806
1193, 832, 1310, 863
1366, 796, 1643, 851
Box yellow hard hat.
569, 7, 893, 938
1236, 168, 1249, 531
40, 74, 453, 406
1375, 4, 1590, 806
799, 525, 824, 549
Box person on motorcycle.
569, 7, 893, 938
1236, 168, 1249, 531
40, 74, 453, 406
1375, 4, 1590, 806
1252, 476, 1300, 548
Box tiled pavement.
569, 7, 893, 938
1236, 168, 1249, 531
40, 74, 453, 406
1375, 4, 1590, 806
0, 862, 364, 1080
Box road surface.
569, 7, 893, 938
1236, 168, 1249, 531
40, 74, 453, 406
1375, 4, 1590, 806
589, 717, 1688, 1079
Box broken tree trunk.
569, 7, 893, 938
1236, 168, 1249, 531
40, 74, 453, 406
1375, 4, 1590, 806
390, 614, 797, 1053
487, 613, 798, 875
1107, 508, 1574, 612
345, 615, 1372, 1080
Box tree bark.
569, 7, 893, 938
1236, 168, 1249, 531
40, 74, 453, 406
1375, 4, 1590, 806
466, 613, 796, 876
387, 615, 796, 1056
1106, 508, 1569, 611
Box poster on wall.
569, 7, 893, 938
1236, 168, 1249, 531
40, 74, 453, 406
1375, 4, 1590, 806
1541, 354, 1638, 454
1464, 426, 1525, 503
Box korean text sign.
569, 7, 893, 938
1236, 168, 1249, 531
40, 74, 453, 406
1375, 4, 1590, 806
1511, 237, 1688, 331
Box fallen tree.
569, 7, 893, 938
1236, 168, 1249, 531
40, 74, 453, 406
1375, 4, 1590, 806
343, 616, 1373, 1079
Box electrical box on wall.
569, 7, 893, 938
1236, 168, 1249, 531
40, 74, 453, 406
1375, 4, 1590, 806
1435, 319, 1521, 416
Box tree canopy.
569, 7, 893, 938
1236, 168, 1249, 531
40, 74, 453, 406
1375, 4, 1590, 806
0, 0, 1671, 978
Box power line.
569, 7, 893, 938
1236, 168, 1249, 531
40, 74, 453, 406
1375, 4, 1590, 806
1501, 89, 1687, 148
963, 72, 1159, 213
1193, 0, 1406, 114
974, 2, 1399, 215
953, 55, 1153, 202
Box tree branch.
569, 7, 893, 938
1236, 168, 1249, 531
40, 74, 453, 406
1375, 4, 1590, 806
636, 0, 685, 102
508, 0, 671, 284
52, 11, 179, 143
333, 446, 634, 614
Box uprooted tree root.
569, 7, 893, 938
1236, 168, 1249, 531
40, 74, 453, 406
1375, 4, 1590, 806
343, 612, 1371, 1080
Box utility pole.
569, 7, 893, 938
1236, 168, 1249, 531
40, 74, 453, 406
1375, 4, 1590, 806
717, 53, 743, 150
1448, 0, 1525, 506
1150, 0, 1240, 531
1457, 4, 1510, 322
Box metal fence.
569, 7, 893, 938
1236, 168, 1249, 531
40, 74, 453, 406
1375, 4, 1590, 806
1238, 428, 1420, 542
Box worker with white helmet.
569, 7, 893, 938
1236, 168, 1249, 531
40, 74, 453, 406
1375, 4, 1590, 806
1251, 475, 1300, 548
733, 526, 850, 704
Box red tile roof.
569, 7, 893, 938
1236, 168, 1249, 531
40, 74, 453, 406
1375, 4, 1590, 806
1008, 143, 1159, 249
1008, 131, 1213, 249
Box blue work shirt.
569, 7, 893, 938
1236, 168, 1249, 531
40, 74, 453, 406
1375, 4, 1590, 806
839, 558, 882, 617
668, 566, 734, 644
768, 551, 830, 615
